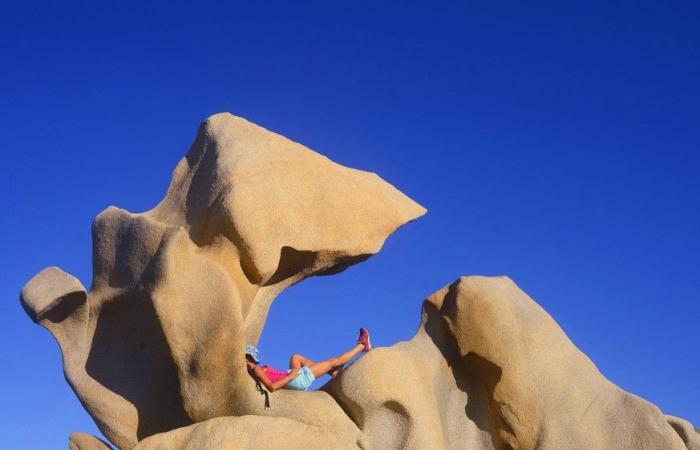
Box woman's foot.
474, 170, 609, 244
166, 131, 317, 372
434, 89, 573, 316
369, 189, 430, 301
358, 327, 371, 352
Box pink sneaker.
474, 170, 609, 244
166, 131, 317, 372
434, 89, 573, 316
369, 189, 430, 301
358, 328, 372, 352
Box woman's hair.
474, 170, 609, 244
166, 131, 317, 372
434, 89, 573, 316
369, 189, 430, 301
245, 354, 258, 364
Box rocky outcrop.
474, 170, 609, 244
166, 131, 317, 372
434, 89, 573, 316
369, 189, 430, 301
20, 113, 424, 449
325, 276, 696, 450
21, 113, 697, 449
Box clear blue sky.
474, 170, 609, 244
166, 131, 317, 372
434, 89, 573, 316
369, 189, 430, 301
1, 1, 698, 448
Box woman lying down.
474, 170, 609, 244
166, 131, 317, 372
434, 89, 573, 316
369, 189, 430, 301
245, 328, 372, 392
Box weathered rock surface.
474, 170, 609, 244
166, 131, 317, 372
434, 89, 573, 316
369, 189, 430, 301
326, 276, 697, 450
134, 416, 360, 450
21, 113, 697, 450
69, 432, 113, 450
20, 113, 424, 449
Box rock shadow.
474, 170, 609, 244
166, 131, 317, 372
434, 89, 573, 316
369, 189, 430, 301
264, 247, 371, 286
85, 290, 191, 440
264, 247, 318, 285
42, 291, 86, 323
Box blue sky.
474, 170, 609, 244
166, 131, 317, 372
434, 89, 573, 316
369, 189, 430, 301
1, 1, 698, 447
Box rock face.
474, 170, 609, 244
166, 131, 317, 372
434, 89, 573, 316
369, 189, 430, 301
21, 113, 697, 450
326, 276, 696, 450
69, 432, 113, 450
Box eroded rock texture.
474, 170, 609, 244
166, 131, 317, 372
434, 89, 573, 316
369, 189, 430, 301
325, 276, 697, 450
21, 113, 697, 450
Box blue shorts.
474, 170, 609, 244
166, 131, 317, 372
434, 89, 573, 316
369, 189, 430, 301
285, 366, 315, 391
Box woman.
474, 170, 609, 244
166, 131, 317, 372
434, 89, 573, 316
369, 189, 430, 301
245, 328, 372, 392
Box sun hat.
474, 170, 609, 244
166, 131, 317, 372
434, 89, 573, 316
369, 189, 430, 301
245, 344, 260, 363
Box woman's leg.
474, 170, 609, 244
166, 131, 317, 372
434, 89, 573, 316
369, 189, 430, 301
289, 353, 315, 370
308, 343, 364, 378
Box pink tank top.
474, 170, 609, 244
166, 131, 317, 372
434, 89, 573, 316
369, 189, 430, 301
262, 365, 288, 383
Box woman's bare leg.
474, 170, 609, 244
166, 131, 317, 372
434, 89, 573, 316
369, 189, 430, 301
308, 343, 364, 378
289, 353, 315, 370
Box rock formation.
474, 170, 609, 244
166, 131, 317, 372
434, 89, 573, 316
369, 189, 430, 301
21, 113, 698, 450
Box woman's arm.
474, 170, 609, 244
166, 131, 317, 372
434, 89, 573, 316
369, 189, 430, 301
252, 366, 300, 392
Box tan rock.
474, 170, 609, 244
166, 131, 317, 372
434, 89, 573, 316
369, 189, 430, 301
134, 416, 360, 450
21, 113, 424, 449
69, 432, 113, 450
21, 266, 87, 323
325, 276, 697, 450
123, 275, 699, 450
21, 114, 697, 450
666, 415, 700, 450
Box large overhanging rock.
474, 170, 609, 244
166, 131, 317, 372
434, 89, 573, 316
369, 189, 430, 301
21, 114, 697, 450
20, 113, 425, 449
